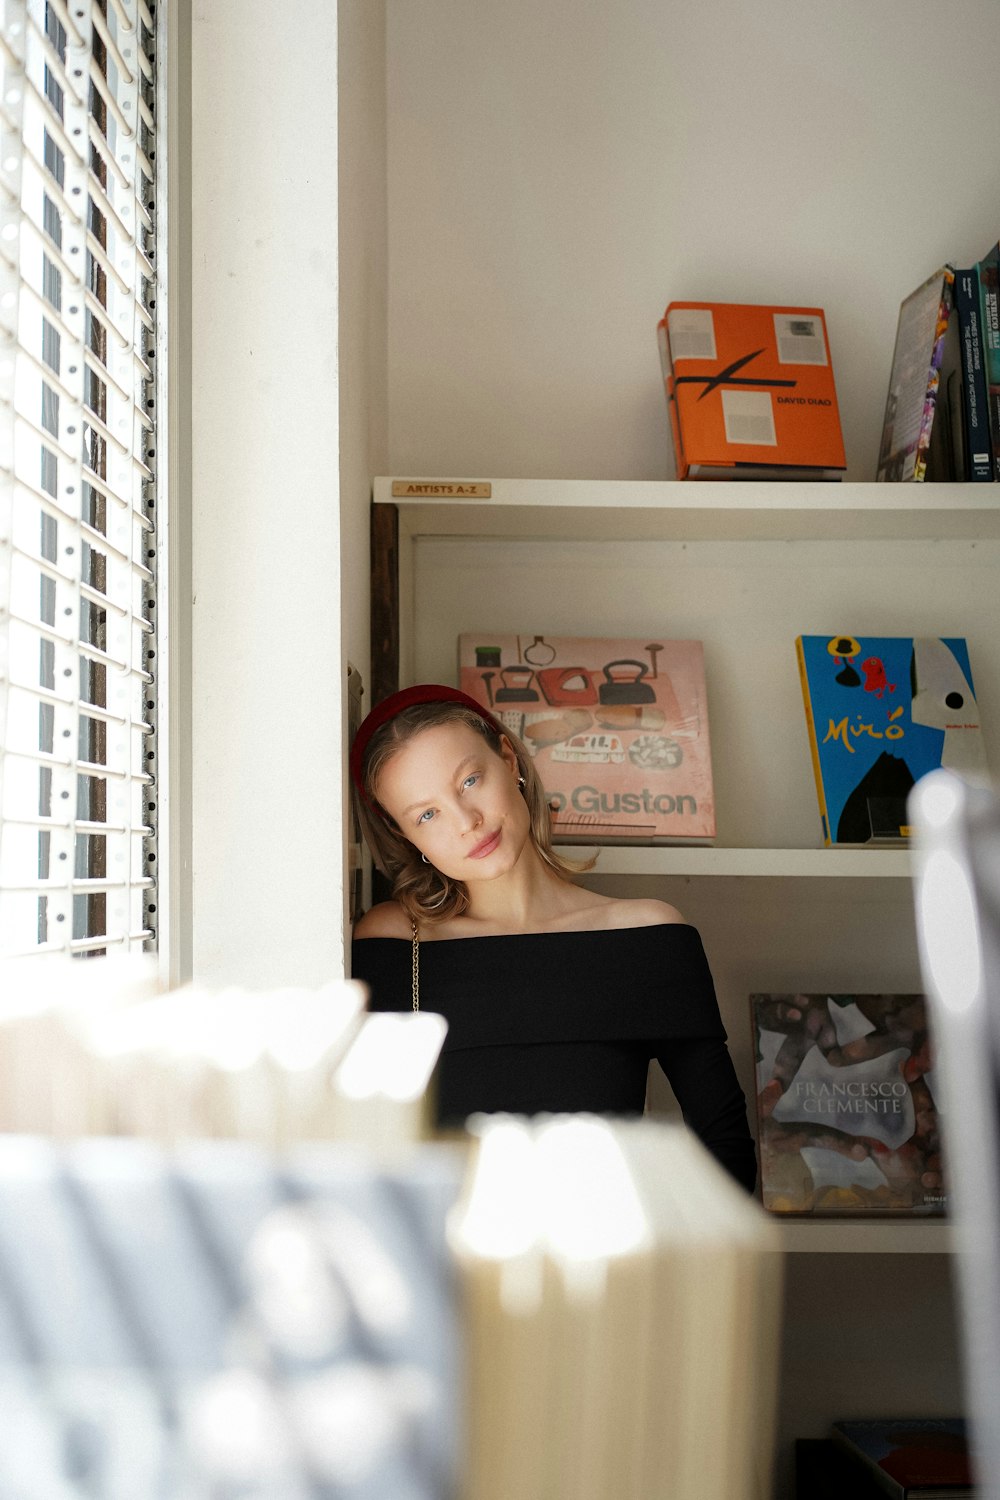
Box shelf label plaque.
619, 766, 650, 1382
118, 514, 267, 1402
390, 481, 492, 498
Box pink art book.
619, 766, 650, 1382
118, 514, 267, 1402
458, 634, 716, 843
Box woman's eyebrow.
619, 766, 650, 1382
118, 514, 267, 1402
401, 756, 479, 817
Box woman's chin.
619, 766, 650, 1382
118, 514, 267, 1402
469, 829, 532, 881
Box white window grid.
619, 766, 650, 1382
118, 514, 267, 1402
0, 0, 159, 958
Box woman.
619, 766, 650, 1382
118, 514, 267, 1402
351, 684, 757, 1191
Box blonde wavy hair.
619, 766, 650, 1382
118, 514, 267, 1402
355, 699, 593, 925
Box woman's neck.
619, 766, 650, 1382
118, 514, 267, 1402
458, 847, 605, 935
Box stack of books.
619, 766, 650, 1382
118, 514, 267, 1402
877, 240, 1000, 482
449, 1114, 784, 1500
0, 955, 460, 1496
0, 958, 787, 1500
0, 953, 447, 1150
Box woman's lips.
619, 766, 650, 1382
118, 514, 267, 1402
468, 828, 502, 859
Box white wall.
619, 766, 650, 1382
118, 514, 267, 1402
189, 1, 345, 988
386, 0, 1000, 482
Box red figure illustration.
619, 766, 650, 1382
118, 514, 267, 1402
861, 657, 896, 699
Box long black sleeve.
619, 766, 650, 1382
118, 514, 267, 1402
656, 1037, 758, 1194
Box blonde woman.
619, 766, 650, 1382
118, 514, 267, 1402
351, 685, 756, 1189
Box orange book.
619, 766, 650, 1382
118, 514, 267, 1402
657, 301, 847, 479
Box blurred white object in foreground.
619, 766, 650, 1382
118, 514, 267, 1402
909, 769, 1000, 1500
0, 956, 447, 1150
333, 1011, 449, 1153
0, 952, 163, 1136
449, 1115, 784, 1500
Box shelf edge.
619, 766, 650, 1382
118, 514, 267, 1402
571, 847, 913, 878
777, 1220, 951, 1254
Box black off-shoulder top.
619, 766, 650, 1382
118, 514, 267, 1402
351, 923, 757, 1193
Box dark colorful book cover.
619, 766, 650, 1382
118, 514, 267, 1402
877, 268, 954, 482
831, 1418, 972, 1498
751, 993, 946, 1215
796, 634, 987, 846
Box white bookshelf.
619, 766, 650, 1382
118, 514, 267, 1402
375, 476, 1000, 542
372, 2, 1000, 1464
372, 475, 997, 1258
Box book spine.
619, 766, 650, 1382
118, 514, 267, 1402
667, 376, 689, 479
656, 316, 672, 385
658, 319, 689, 479
954, 266, 994, 481
977, 257, 1000, 481
795, 638, 831, 847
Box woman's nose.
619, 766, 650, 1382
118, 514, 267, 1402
458, 799, 483, 831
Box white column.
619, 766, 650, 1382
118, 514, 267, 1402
189, 0, 344, 988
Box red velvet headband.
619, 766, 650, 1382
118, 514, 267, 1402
349, 684, 500, 814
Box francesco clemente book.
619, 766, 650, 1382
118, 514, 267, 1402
796, 634, 988, 845
751, 993, 946, 1216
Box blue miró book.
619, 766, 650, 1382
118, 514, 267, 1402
796, 635, 989, 845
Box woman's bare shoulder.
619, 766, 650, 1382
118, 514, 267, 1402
353, 901, 413, 939
604, 896, 687, 929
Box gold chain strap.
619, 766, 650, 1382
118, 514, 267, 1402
411, 918, 420, 1011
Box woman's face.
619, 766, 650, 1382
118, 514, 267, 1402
375, 720, 531, 882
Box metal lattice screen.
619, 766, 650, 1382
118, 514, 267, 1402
0, 0, 159, 957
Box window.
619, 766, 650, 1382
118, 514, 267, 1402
0, 0, 159, 958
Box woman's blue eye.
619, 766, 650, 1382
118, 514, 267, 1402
463, 773, 480, 789
417, 808, 435, 824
